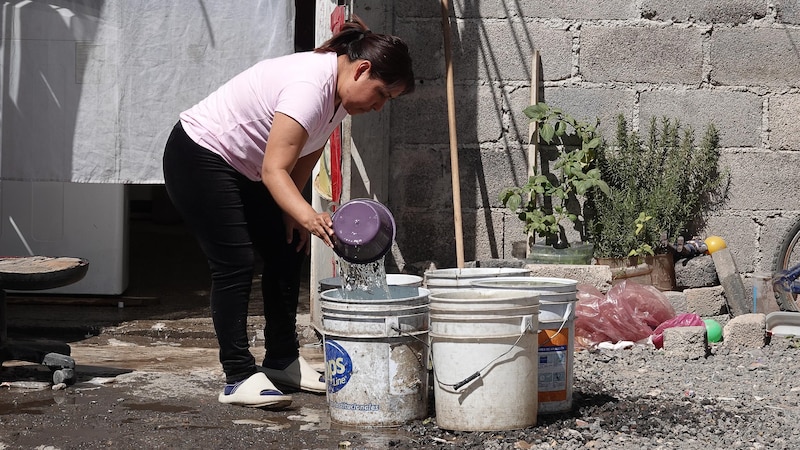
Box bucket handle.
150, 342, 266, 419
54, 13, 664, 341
386, 316, 399, 336
540, 302, 573, 346
435, 314, 536, 392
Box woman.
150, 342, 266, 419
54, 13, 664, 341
163, 16, 414, 409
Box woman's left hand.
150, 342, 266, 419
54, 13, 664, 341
285, 211, 333, 253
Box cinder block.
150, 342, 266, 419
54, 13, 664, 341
641, 0, 770, 24
525, 263, 612, 292
663, 326, 708, 360
639, 90, 761, 148
391, 84, 449, 145
469, 259, 528, 269
581, 26, 704, 84
534, 87, 636, 146
776, 0, 800, 24
702, 216, 760, 275
388, 146, 449, 210
471, 209, 515, 261
468, 147, 529, 209
713, 28, 800, 87
771, 94, 800, 151
713, 153, 800, 215
684, 286, 728, 316
392, 210, 463, 269
519, 0, 637, 19
662, 291, 687, 314
394, 85, 525, 146
674, 255, 718, 289
722, 313, 766, 349
391, 20, 443, 81
457, 22, 573, 82
760, 215, 800, 274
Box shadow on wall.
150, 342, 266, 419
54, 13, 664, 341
1, 1, 104, 182
387, 2, 544, 268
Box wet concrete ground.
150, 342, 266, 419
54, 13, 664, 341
1, 219, 423, 449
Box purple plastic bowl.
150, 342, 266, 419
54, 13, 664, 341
331, 199, 396, 264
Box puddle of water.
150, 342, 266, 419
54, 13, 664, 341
124, 402, 196, 414
0, 397, 52, 415
233, 418, 291, 430
330, 421, 420, 448
231, 406, 331, 432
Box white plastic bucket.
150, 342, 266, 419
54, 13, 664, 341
423, 267, 531, 294
428, 289, 539, 431
321, 286, 430, 427
470, 277, 577, 414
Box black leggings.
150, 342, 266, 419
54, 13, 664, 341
163, 121, 304, 383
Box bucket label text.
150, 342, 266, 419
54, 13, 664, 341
324, 339, 353, 393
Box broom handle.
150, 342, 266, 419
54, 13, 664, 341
526, 51, 541, 257
441, 0, 464, 268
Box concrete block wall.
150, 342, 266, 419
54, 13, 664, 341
378, 1, 800, 274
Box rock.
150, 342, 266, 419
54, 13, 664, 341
674, 255, 718, 289
684, 286, 728, 316
723, 313, 767, 349
663, 326, 708, 360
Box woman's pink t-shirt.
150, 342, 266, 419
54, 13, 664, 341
180, 51, 348, 181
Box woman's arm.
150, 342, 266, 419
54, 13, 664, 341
292, 147, 324, 192
262, 112, 334, 249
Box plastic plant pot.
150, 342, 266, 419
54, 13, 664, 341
331, 199, 396, 264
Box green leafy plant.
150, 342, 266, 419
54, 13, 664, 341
628, 212, 655, 259
591, 115, 729, 258
500, 103, 610, 248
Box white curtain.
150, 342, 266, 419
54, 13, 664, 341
0, 0, 295, 183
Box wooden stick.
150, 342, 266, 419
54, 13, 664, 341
526, 51, 541, 258
440, 0, 465, 268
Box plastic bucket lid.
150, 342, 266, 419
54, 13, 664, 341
424, 268, 531, 290
470, 276, 577, 294
331, 199, 396, 264
320, 286, 430, 305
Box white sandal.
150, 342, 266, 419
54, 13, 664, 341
260, 356, 326, 394
218, 372, 292, 408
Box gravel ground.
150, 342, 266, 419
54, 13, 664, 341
390, 334, 800, 450
4, 319, 800, 449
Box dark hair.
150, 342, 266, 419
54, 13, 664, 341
315, 15, 415, 96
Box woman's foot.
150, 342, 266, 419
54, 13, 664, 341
260, 356, 326, 394
218, 372, 292, 408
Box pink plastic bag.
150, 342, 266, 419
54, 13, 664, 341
650, 313, 704, 349
575, 280, 676, 348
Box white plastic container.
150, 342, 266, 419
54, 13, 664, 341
321, 286, 430, 427
471, 277, 578, 414
428, 289, 539, 431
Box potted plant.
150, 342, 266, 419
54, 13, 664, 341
591, 114, 729, 289
500, 103, 610, 264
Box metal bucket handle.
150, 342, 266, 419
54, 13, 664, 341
433, 314, 536, 392
539, 301, 573, 346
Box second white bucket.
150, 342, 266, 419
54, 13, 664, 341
423, 267, 531, 294
471, 277, 578, 414
429, 289, 539, 431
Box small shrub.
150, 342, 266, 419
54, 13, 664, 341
591, 115, 729, 258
